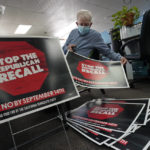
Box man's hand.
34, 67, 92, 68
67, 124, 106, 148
120, 57, 128, 65
68, 44, 76, 52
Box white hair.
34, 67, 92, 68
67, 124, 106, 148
77, 9, 92, 22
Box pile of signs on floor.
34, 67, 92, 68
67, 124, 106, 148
66, 98, 150, 150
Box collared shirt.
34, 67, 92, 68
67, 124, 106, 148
63, 28, 122, 60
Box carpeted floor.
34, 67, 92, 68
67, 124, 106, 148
1, 79, 150, 150
16, 79, 150, 150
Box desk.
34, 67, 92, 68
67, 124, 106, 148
120, 23, 141, 59
120, 23, 149, 80
120, 23, 141, 40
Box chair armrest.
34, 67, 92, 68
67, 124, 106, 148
119, 37, 140, 55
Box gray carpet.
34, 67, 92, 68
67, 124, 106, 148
17, 79, 150, 150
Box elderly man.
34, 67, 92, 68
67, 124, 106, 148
63, 9, 127, 64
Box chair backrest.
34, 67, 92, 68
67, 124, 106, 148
140, 9, 150, 61
89, 49, 100, 60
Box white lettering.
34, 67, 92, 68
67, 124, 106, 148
0, 65, 44, 83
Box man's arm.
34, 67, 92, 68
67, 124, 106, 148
94, 33, 127, 64
62, 38, 70, 54
62, 30, 76, 54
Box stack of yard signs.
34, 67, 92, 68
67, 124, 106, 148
66, 98, 150, 150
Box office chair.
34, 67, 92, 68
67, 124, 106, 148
87, 49, 106, 95
119, 9, 150, 86
64, 49, 105, 119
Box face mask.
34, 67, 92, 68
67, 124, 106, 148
78, 25, 90, 35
